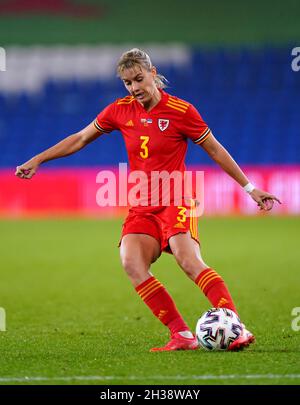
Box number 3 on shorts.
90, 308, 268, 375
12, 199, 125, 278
140, 136, 149, 159
177, 206, 187, 223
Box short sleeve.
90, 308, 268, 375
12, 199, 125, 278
94, 102, 119, 133
182, 104, 211, 145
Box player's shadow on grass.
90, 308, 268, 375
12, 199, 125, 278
249, 348, 300, 353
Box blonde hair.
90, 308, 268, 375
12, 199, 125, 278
117, 48, 168, 89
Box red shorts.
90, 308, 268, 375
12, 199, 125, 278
120, 201, 199, 254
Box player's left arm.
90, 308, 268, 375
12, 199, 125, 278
201, 132, 281, 211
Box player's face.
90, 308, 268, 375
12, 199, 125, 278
121, 65, 159, 107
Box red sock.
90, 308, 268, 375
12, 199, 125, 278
136, 276, 189, 335
195, 268, 238, 315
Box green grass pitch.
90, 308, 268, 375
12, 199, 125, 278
0, 216, 299, 385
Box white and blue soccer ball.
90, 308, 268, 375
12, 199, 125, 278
196, 308, 243, 350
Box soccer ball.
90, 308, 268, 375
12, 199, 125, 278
196, 308, 243, 350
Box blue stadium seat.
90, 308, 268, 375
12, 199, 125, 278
0, 47, 299, 167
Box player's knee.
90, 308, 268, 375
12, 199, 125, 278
121, 255, 146, 279
121, 255, 137, 275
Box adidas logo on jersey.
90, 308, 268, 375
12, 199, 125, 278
125, 120, 134, 127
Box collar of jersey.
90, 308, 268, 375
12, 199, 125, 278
136, 89, 168, 114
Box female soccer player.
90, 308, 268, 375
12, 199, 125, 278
16, 48, 281, 352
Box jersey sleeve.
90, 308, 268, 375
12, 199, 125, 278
94, 102, 119, 133
181, 104, 211, 145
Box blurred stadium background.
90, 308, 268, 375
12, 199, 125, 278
0, 0, 300, 386
0, 0, 299, 216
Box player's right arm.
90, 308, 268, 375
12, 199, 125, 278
15, 121, 102, 179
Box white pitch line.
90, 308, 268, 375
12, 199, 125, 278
0, 374, 299, 382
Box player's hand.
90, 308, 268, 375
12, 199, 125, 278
249, 188, 281, 211
15, 158, 39, 180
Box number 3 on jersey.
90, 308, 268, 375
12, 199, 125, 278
140, 136, 149, 159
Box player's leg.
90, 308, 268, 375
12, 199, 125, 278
120, 233, 160, 287
120, 233, 198, 351
169, 232, 255, 350
160, 202, 239, 314
169, 232, 238, 314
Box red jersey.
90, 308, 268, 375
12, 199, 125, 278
94, 90, 210, 208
